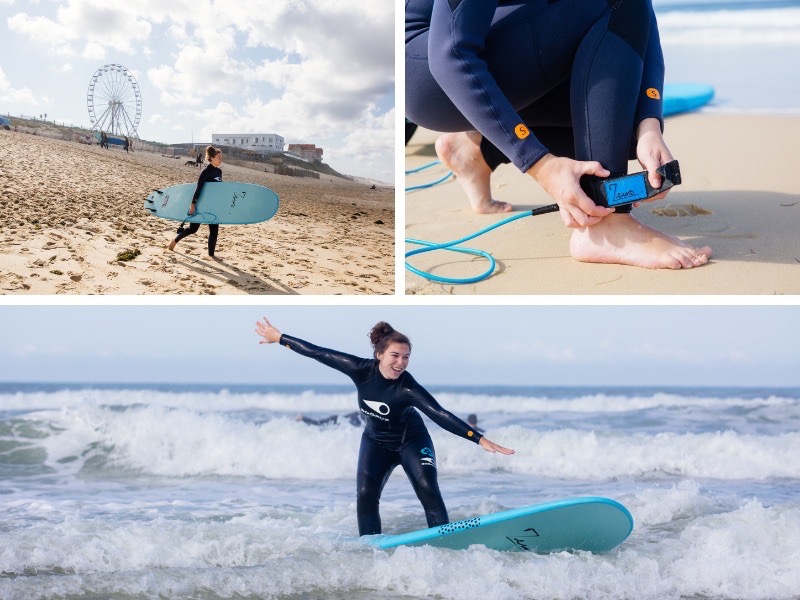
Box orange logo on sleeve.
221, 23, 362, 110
467, 431, 474, 437
646, 88, 661, 99
514, 123, 530, 139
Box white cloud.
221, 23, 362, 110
81, 40, 105, 60
148, 34, 244, 107
724, 349, 754, 364
337, 106, 394, 169
498, 340, 580, 364
145, 1, 393, 123
630, 341, 703, 364
0, 65, 40, 105
3, 0, 394, 178
11, 343, 70, 358
6, 0, 154, 57
148, 113, 170, 125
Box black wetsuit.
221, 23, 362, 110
406, 0, 665, 212
173, 164, 222, 255
279, 334, 482, 535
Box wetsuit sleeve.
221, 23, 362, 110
278, 334, 372, 379
191, 167, 213, 204
633, 6, 665, 129
403, 373, 482, 444
427, 0, 549, 172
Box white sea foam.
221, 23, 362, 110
2, 385, 798, 599
1, 487, 798, 600
5, 403, 798, 482
433, 426, 800, 480
433, 390, 796, 414
2, 387, 795, 415
658, 7, 800, 45
0, 387, 356, 413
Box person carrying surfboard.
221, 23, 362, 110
168, 145, 223, 257
255, 317, 515, 536
406, 0, 712, 270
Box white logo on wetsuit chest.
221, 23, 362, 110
363, 399, 390, 415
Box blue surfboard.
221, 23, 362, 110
368, 497, 633, 554
663, 83, 714, 117
144, 182, 279, 225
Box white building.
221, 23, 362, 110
212, 133, 284, 153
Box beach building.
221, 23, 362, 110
287, 143, 323, 162
211, 133, 284, 154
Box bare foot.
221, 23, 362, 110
167, 240, 176, 251
435, 131, 513, 214
569, 213, 712, 269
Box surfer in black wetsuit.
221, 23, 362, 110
255, 317, 515, 536
406, 0, 712, 269
297, 411, 363, 427
168, 145, 223, 257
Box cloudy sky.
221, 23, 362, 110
1, 304, 798, 388
0, 0, 395, 181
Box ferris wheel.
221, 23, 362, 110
86, 63, 142, 138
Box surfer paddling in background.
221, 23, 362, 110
168, 145, 223, 257
255, 317, 515, 536
406, 0, 712, 269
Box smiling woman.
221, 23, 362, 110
254, 316, 515, 536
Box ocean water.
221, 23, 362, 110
1, 382, 799, 600
653, 0, 800, 112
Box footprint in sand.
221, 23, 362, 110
650, 203, 712, 217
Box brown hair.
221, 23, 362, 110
206, 145, 221, 161
369, 322, 411, 358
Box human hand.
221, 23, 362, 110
636, 118, 675, 204
479, 436, 515, 455
527, 154, 615, 228
255, 317, 282, 344
188, 203, 196, 216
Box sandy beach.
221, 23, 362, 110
0, 130, 394, 295
405, 114, 800, 295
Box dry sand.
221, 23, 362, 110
405, 114, 800, 295
0, 130, 394, 295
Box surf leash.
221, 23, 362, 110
186, 211, 218, 224
405, 160, 682, 285
405, 160, 454, 192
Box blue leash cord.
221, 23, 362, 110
405, 160, 441, 174
405, 160, 454, 192
188, 211, 218, 224
405, 203, 559, 284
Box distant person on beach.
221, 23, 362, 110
467, 414, 483, 434
100, 131, 108, 149
168, 145, 223, 257
405, 0, 712, 269
123, 137, 130, 153
255, 317, 514, 536
296, 411, 363, 427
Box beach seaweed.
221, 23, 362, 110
116, 249, 141, 262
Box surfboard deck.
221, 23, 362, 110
368, 497, 633, 554
663, 83, 714, 117
144, 182, 279, 225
